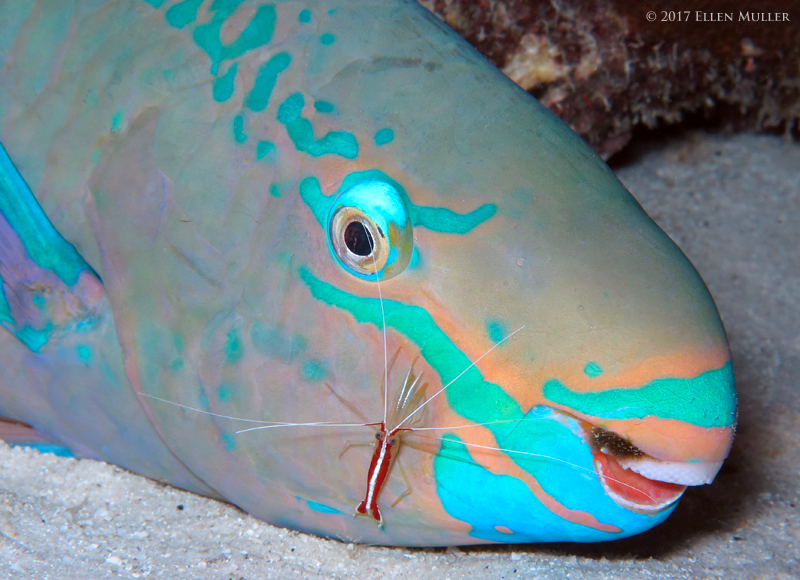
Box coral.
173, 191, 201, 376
419, 0, 800, 158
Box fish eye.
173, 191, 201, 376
389, 437, 398, 446
328, 180, 413, 280
375, 432, 383, 441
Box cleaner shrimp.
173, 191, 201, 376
142, 230, 664, 527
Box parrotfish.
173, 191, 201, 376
0, 0, 736, 546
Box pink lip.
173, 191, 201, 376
592, 448, 687, 514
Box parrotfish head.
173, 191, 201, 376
79, 1, 737, 546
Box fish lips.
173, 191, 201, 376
585, 423, 726, 515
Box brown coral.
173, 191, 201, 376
419, 0, 800, 158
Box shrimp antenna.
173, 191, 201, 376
364, 223, 389, 425
396, 325, 525, 429
140, 394, 367, 430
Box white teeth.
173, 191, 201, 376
617, 455, 724, 486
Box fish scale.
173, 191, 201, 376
0, 0, 736, 546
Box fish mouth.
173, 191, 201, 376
587, 426, 722, 515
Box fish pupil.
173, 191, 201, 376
344, 221, 374, 256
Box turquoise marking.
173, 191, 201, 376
543, 361, 736, 428
245, 53, 291, 112
31, 295, 45, 309
269, 183, 280, 197
198, 390, 210, 411
173, 332, 185, 353
111, 111, 123, 132
314, 101, 334, 113
486, 320, 507, 344
8, 441, 75, 458
193, 1, 276, 75
307, 500, 341, 514
213, 63, 238, 102
299, 269, 676, 538
435, 427, 672, 543
170, 357, 184, 371
16, 323, 53, 353
221, 433, 236, 451
413, 204, 496, 234
233, 114, 247, 143
165, 0, 204, 28
408, 247, 422, 270
251, 321, 327, 381
0, 142, 91, 286
0, 277, 12, 326
278, 94, 358, 159
299, 267, 517, 428
142, 0, 165, 7
77, 345, 92, 362
251, 321, 302, 363
374, 128, 394, 145
224, 328, 243, 365
298, 9, 311, 23
584, 362, 603, 377
320, 33, 336, 45
91, 150, 101, 164
302, 359, 328, 381
256, 141, 275, 160
218, 383, 234, 402
299, 170, 496, 234
298, 177, 329, 225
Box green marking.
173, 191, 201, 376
543, 361, 736, 428
320, 33, 336, 45
300, 169, 495, 234
233, 114, 247, 143
111, 111, 124, 132
221, 433, 236, 451
307, 500, 341, 514
486, 320, 507, 344
169, 357, 185, 371
0, 142, 91, 286
193, 1, 276, 75
77, 345, 92, 362
298, 9, 311, 23
0, 275, 13, 326
213, 63, 238, 102
374, 128, 394, 145
301, 359, 328, 382
269, 183, 280, 197
84, 88, 99, 108
251, 321, 299, 363
165, 0, 204, 28
299, 268, 519, 427
314, 100, 334, 113
298, 177, 326, 224
218, 383, 234, 402
91, 149, 101, 164
224, 328, 243, 364
173, 332, 185, 353
277, 93, 358, 159
408, 247, 422, 270
584, 362, 603, 377
246, 52, 291, 112
256, 141, 275, 160
412, 204, 496, 234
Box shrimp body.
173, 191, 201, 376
356, 423, 406, 525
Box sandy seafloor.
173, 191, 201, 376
0, 130, 798, 579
